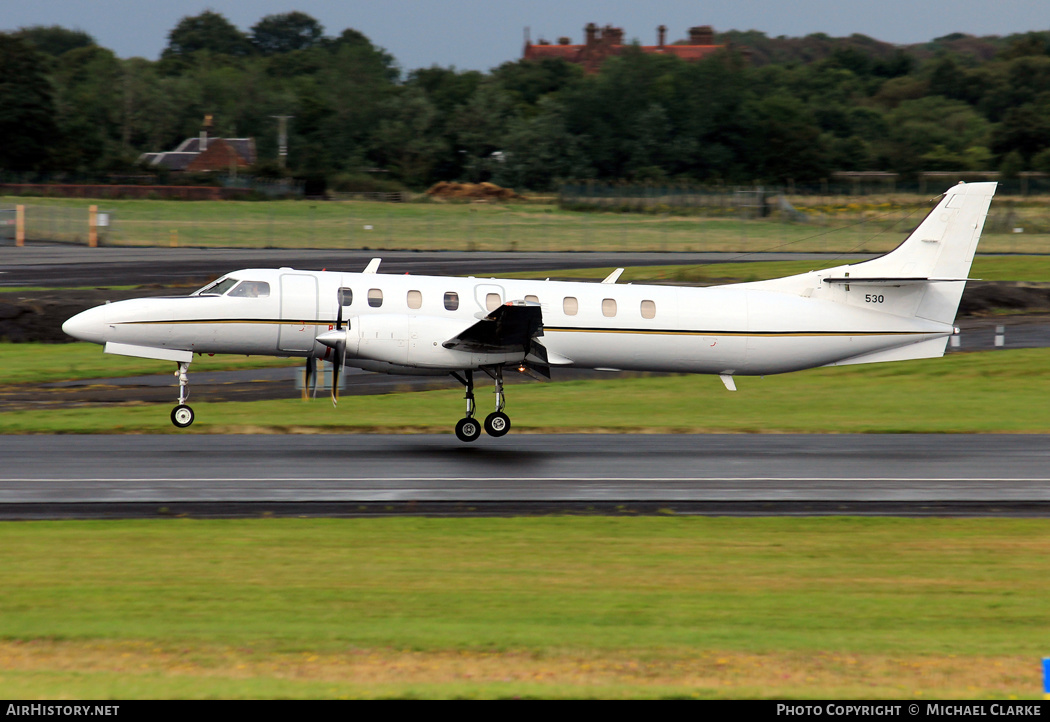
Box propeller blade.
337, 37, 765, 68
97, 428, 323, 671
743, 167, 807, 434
331, 346, 342, 407
303, 357, 317, 401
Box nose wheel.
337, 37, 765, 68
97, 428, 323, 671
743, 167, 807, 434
170, 361, 194, 428
171, 404, 195, 428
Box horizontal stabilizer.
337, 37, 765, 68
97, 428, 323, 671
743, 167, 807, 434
822, 277, 973, 285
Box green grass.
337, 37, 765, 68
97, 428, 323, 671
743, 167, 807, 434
0, 517, 1047, 698
8, 194, 1050, 254
0, 342, 298, 385
3, 348, 1049, 434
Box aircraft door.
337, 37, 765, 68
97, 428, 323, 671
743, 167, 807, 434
278, 274, 319, 352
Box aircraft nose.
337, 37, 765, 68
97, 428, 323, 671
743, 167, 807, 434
62, 305, 108, 344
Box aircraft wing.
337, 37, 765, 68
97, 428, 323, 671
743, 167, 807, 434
442, 300, 543, 353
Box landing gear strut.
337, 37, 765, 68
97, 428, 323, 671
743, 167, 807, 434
170, 361, 194, 428
482, 366, 510, 438
451, 366, 512, 442
452, 370, 481, 442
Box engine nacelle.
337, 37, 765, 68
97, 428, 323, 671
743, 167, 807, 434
347, 314, 523, 369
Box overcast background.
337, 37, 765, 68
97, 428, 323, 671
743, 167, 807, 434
3, 0, 1048, 72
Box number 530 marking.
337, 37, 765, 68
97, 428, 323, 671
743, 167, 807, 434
865, 294, 885, 303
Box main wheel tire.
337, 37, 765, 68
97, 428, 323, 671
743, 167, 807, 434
171, 404, 195, 428
484, 411, 511, 437
455, 417, 481, 442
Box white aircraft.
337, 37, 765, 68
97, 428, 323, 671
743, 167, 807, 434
63, 182, 995, 441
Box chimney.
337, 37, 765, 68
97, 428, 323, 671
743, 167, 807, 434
585, 22, 597, 46
608, 27, 623, 45
658, 25, 666, 48
689, 25, 714, 45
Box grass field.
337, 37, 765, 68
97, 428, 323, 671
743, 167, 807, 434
2, 346, 1048, 434
7, 194, 1050, 254
0, 517, 1047, 699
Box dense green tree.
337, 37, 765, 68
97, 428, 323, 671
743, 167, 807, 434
452, 82, 517, 181
877, 97, 991, 175
27, 12, 1050, 188
490, 58, 583, 108
161, 11, 252, 62
50, 46, 124, 170
0, 34, 60, 171
493, 97, 593, 189
251, 12, 324, 55
743, 93, 827, 182
990, 99, 1050, 162
13, 25, 95, 58
369, 87, 446, 185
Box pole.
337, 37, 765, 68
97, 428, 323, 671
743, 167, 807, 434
15, 204, 24, 247
271, 115, 294, 169
88, 205, 98, 248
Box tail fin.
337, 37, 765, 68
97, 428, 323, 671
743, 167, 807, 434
845, 181, 996, 323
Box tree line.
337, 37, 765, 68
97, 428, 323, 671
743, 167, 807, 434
2, 10, 1050, 192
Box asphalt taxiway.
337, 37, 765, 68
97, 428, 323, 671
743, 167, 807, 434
0, 247, 878, 288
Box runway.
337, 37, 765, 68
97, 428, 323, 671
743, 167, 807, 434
2, 434, 1049, 518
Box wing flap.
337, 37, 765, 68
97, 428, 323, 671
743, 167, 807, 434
442, 301, 543, 353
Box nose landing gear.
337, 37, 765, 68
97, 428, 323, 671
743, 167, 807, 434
170, 361, 194, 428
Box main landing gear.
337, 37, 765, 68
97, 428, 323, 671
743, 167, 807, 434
170, 361, 195, 428
451, 367, 511, 442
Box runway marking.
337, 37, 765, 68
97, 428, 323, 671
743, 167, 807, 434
9, 477, 1050, 483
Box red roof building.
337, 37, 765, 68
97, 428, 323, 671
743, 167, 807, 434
523, 23, 725, 72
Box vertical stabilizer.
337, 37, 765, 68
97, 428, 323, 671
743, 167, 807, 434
848, 181, 996, 323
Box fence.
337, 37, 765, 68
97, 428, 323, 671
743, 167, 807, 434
4, 188, 1050, 255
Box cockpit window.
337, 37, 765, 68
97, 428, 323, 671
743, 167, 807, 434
196, 277, 239, 296
228, 281, 270, 298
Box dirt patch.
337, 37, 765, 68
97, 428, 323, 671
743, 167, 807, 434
426, 181, 524, 201
957, 281, 1050, 316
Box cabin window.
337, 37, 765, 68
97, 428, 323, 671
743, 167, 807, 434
444, 292, 459, 311
486, 293, 502, 311
602, 298, 617, 317
563, 297, 578, 315
368, 288, 383, 308
525, 294, 539, 304
338, 287, 353, 306
640, 300, 656, 319
407, 290, 422, 309
228, 281, 270, 298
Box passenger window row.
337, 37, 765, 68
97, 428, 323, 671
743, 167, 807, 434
338, 287, 656, 318
564, 296, 657, 319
